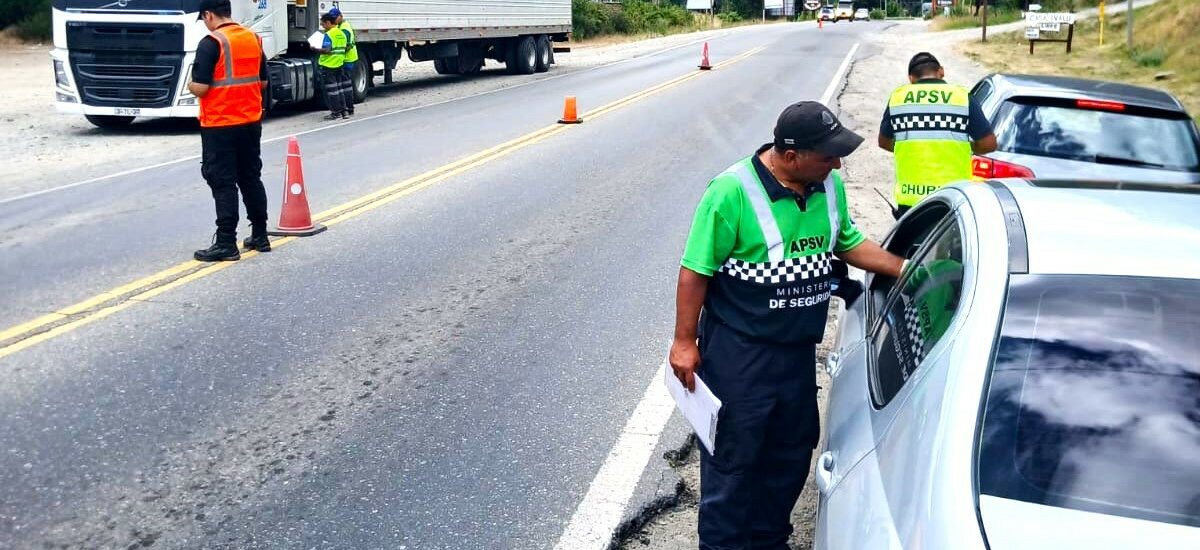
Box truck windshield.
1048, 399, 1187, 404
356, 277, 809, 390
53, 0, 194, 12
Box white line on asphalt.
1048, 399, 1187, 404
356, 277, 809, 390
553, 361, 675, 550
0, 31, 736, 207
554, 38, 864, 549
820, 42, 860, 107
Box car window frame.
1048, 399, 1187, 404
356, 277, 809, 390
867, 213, 965, 409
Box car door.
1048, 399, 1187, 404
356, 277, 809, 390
815, 197, 963, 549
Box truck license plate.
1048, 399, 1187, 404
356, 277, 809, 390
114, 108, 141, 116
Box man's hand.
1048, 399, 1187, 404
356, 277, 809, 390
669, 338, 701, 392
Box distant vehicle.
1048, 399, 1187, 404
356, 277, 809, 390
970, 74, 1200, 184
835, 0, 856, 20
815, 178, 1200, 550
819, 6, 836, 21
854, 8, 870, 20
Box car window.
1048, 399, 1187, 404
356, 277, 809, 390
970, 79, 994, 107
869, 202, 953, 323
870, 219, 965, 408
977, 274, 1200, 527
993, 99, 1200, 172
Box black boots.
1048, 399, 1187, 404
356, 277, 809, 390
243, 234, 271, 252
194, 240, 240, 262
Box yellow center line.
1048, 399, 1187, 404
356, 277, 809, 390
0, 43, 768, 360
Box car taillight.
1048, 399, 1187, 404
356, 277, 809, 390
1076, 99, 1126, 112
972, 155, 1035, 178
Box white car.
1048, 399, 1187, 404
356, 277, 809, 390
853, 8, 870, 20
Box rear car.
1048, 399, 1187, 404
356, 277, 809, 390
814, 180, 1200, 549
970, 74, 1200, 184
819, 6, 835, 21
853, 8, 870, 20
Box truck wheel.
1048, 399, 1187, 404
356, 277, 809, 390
534, 36, 551, 73
85, 115, 135, 129
508, 36, 536, 75
458, 55, 483, 75
434, 57, 457, 75
352, 55, 369, 103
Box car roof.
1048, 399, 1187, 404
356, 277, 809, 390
987, 179, 1200, 279
985, 73, 1187, 113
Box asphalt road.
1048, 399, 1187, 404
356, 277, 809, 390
0, 21, 877, 549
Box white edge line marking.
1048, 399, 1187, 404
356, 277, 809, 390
820, 41, 860, 107
0, 31, 735, 207
553, 361, 675, 550
555, 39, 863, 548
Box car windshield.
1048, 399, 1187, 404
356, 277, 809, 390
993, 99, 1200, 172
977, 274, 1200, 528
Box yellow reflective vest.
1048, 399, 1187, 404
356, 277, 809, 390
886, 82, 973, 207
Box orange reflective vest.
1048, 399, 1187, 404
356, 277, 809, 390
199, 24, 263, 128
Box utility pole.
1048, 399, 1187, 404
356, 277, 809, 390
1126, 0, 1133, 49
982, 1, 988, 42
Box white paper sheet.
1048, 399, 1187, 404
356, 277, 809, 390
663, 366, 722, 455
307, 31, 325, 50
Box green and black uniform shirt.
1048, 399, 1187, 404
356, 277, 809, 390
682, 144, 866, 345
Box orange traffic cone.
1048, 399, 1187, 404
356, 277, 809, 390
818, 17, 823, 29
268, 136, 327, 237
558, 96, 582, 124
698, 42, 712, 70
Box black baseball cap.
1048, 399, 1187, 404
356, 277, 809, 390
773, 101, 863, 158
196, 0, 231, 19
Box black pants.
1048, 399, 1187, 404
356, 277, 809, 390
697, 315, 820, 550
894, 204, 911, 220
322, 67, 349, 115
341, 65, 356, 113
200, 122, 267, 244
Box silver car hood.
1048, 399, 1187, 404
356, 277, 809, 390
979, 495, 1200, 549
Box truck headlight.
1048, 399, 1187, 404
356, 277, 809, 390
56, 92, 77, 103
54, 60, 70, 89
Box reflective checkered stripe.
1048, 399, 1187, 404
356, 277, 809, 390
892, 112, 974, 136
901, 298, 927, 368
719, 253, 833, 284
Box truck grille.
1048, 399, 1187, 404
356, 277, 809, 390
66, 22, 184, 109
84, 86, 171, 104
76, 64, 174, 81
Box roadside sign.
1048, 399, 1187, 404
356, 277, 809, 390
1039, 22, 1062, 32
1026, 12, 1077, 25
1025, 27, 1041, 39
803, 0, 821, 10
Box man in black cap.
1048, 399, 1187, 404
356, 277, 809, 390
672, 101, 903, 549
878, 52, 996, 218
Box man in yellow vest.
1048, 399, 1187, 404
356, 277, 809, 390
330, 7, 358, 116
315, 13, 349, 120
189, 0, 270, 261
878, 52, 996, 218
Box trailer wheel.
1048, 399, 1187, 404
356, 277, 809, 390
508, 36, 536, 75
434, 57, 456, 75
534, 36, 551, 73
85, 115, 135, 129
458, 55, 484, 75
351, 54, 370, 103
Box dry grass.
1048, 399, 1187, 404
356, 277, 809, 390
959, 0, 1200, 121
